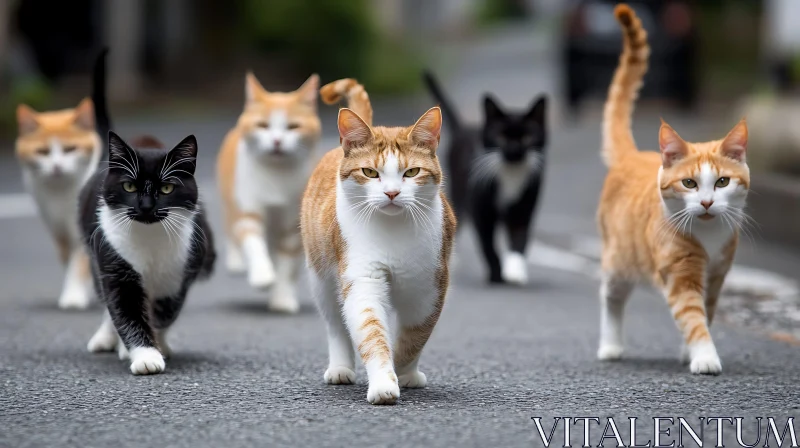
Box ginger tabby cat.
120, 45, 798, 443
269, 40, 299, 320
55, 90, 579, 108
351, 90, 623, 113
596, 4, 750, 375
301, 79, 456, 404
217, 72, 321, 313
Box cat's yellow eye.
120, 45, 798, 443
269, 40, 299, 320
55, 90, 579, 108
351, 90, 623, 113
257, 122, 269, 129
404, 167, 420, 178
122, 181, 137, 193
287, 123, 300, 130
715, 177, 730, 188
36, 147, 49, 156
681, 179, 697, 189
160, 184, 175, 195
362, 168, 379, 178
63, 145, 77, 153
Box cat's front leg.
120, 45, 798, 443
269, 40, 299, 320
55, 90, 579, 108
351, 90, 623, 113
58, 247, 94, 309
393, 286, 447, 389
311, 272, 356, 385
269, 224, 302, 314
342, 270, 399, 405
102, 268, 164, 375
663, 258, 721, 375
151, 293, 188, 358
233, 215, 276, 290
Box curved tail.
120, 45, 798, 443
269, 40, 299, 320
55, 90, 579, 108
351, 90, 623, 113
320, 78, 373, 126
601, 4, 650, 166
422, 70, 462, 132
92, 47, 112, 162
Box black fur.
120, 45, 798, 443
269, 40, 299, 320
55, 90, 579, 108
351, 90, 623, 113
423, 70, 547, 283
79, 49, 215, 357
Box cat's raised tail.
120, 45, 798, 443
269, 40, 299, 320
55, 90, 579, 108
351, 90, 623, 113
601, 4, 650, 167
422, 70, 462, 132
320, 78, 373, 126
92, 47, 111, 162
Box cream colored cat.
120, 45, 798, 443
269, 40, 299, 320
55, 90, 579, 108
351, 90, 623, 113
16, 100, 101, 309
218, 72, 321, 313
301, 78, 456, 405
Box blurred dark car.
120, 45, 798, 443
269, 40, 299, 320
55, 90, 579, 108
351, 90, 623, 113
562, 0, 697, 114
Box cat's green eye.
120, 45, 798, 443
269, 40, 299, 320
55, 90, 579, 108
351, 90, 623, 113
362, 168, 379, 178
404, 167, 420, 178
681, 179, 697, 189
160, 184, 175, 195
715, 177, 730, 188
122, 181, 137, 193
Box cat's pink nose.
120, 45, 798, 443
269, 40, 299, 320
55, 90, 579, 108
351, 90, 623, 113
701, 200, 714, 210
385, 191, 399, 201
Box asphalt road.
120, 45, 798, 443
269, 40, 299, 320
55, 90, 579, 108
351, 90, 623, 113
2, 25, 799, 448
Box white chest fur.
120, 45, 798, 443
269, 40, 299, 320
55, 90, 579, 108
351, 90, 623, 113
336, 184, 444, 321
495, 153, 541, 207
690, 219, 734, 265
98, 204, 194, 299
234, 141, 313, 212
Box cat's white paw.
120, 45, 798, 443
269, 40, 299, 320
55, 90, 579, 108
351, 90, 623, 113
367, 375, 400, 405
690, 356, 722, 375
248, 263, 276, 290
597, 344, 624, 361
324, 366, 356, 385
58, 290, 91, 310
688, 341, 722, 375
129, 347, 165, 375
398, 370, 427, 388
87, 326, 118, 353
225, 247, 247, 274
117, 342, 130, 360
269, 293, 299, 314
501, 252, 528, 285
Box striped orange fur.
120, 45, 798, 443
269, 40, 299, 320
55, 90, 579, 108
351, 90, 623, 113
595, 4, 750, 375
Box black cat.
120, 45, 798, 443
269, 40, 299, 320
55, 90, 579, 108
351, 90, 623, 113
423, 70, 547, 285
79, 49, 215, 375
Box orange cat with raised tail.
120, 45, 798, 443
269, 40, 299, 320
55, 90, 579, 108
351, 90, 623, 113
301, 79, 456, 404
596, 4, 750, 375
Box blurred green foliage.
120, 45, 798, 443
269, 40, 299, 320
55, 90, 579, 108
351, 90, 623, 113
0, 76, 52, 134
476, 0, 528, 26
237, 0, 421, 95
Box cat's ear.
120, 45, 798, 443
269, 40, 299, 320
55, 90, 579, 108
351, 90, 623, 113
409, 107, 443, 152
483, 94, 505, 122
296, 74, 319, 107
108, 131, 135, 167
720, 118, 747, 163
245, 71, 267, 104
73, 98, 95, 130
525, 96, 547, 126
167, 135, 199, 175
338, 108, 372, 156
659, 119, 688, 168
16, 104, 39, 135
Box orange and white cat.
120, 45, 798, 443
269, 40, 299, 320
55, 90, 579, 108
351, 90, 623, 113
16, 100, 101, 309
596, 4, 750, 375
301, 79, 456, 404
218, 73, 321, 313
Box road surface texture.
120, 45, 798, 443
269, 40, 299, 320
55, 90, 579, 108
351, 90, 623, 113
2, 23, 799, 448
